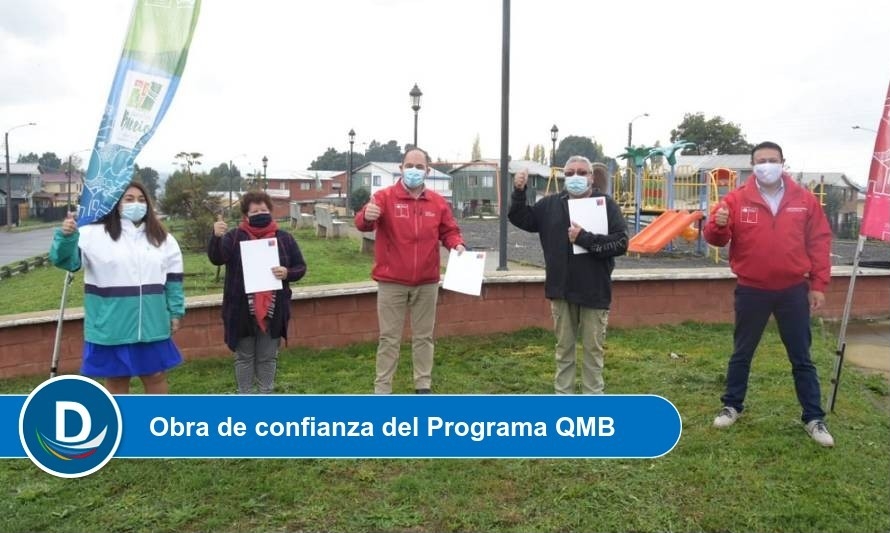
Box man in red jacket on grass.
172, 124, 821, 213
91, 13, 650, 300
704, 141, 834, 447
355, 147, 465, 394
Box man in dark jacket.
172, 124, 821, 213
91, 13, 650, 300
509, 156, 628, 394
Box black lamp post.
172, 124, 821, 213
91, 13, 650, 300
410, 83, 422, 148
347, 128, 355, 212
261, 155, 268, 191
5, 122, 36, 228
550, 124, 558, 167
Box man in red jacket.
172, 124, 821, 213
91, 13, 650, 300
355, 147, 465, 394
704, 141, 834, 447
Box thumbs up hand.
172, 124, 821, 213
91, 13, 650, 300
61, 211, 78, 236
364, 201, 381, 222
213, 213, 228, 237
714, 202, 730, 227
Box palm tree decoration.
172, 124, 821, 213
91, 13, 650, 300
648, 140, 696, 210
618, 146, 655, 234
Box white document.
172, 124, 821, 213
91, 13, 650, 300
568, 197, 609, 254
240, 238, 282, 293
442, 249, 486, 296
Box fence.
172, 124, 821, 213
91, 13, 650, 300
0, 254, 51, 280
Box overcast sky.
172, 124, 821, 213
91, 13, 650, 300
1, 0, 888, 184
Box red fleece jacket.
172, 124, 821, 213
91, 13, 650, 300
355, 181, 464, 286
703, 174, 832, 292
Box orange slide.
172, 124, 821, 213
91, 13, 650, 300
628, 210, 704, 254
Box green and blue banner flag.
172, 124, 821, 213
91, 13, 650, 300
78, 0, 201, 225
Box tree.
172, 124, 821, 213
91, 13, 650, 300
17, 152, 38, 163
350, 187, 371, 213
207, 162, 243, 190
533, 144, 547, 165
670, 112, 754, 155
553, 135, 612, 167
308, 148, 368, 171
471, 134, 482, 160
162, 152, 220, 251
523, 145, 531, 160
364, 140, 402, 163
309, 148, 347, 170
38, 152, 62, 171
132, 164, 161, 199
60, 155, 85, 174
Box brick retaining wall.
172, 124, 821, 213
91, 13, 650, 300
1, 268, 887, 378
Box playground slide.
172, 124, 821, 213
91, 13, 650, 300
628, 210, 704, 254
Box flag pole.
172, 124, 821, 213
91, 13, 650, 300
827, 235, 866, 412
50, 271, 75, 378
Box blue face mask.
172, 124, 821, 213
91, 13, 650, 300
565, 176, 589, 196
402, 167, 426, 188
121, 202, 147, 222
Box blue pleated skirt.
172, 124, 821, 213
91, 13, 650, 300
82, 338, 183, 378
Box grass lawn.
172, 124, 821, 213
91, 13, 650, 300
1, 323, 888, 532
0, 227, 373, 315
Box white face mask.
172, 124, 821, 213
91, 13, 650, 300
753, 162, 783, 185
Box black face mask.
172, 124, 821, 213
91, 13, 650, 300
248, 213, 272, 228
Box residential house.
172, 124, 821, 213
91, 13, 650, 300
675, 154, 752, 187
0, 163, 41, 225
449, 159, 553, 216
265, 170, 348, 214
351, 161, 452, 201
793, 172, 864, 237
39, 171, 84, 207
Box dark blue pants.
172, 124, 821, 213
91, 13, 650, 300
721, 282, 826, 422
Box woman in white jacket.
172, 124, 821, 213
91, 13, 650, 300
50, 181, 185, 394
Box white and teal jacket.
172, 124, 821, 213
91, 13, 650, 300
49, 220, 185, 345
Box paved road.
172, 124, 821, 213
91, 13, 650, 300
0, 227, 57, 267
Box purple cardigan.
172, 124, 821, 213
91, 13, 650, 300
207, 228, 307, 351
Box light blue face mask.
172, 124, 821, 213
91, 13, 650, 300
121, 202, 147, 222
565, 176, 589, 196
402, 167, 426, 188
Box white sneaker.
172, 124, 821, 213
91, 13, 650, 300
713, 406, 739, 428
805, 420, 835, 447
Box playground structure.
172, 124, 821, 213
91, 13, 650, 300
613, 141, 715, 256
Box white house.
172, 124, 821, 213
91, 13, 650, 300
351, 161, 452, 199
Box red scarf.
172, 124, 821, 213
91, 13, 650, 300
239, 218, 280, 332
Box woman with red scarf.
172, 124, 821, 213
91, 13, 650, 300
208, 191, 307, 393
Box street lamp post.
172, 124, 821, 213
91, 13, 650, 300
347, 128, 355, 213
5, 122, 36, 228
410, 83, 422, 148
262, 155, 268, 191
550, 124, 559, 167
627, 112, 649, 148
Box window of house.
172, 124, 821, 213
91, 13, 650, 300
300, 182, 311, 191
482, 176, 494, 188
373, 175, 381, 186
363, 176, 371, 186
281, 182, 287, 190
468, 175, 478, 187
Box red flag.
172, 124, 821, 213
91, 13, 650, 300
860, 82, 890, 241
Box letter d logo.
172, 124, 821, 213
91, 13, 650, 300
56, 401, 91, 443
19, 376, 122, 478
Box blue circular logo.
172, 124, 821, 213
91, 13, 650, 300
19, 376, 122, 478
